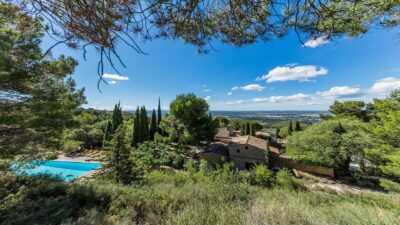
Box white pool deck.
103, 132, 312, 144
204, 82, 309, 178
54, 153, 102, 164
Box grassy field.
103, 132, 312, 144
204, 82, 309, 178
1, 170, 399, 225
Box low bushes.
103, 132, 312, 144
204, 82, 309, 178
1, 167, 400, 225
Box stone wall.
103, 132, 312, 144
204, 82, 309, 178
270, 156, 335, 177
229, 144, 267, 169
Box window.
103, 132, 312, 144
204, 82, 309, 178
236, 149, 240, 153
245, 146, 248, 149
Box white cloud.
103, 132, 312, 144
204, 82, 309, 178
317, 86, 363, 99
204, 96, 211, 101
231, 86, 239, 91
227, 92, 233, 95
304, 36, 329, 48
252, 93, 311, 103
102, 73, 129, 80
122, 105, 137, 110
108, 80, 117, 85
203, 89, 212, 92
241, 84, 265, 91
259, 65, 328, 83
225, 100, 246, 105
370, 77, 400, 94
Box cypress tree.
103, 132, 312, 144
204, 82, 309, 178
250, 123, 256, 136
240, 123, 245, 135
132, 107, 140, 146
295, 121, 301, 131
103, 120, 113, 146
288, 120, 293, 135
112, 102, 123, 133
110, 125, 132, 184
140, 106, 149, 141
245, 121, 250, 135
157, 98, 162, 125
150, 109, 157, 140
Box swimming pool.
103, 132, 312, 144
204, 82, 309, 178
14, 161, 102, 182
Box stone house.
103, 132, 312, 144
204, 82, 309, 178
228, 135, 273, 169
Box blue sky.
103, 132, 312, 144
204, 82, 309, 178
44, 27, 400, 111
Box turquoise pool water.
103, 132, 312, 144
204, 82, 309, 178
15, 161, 102, 182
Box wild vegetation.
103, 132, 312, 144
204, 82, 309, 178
1, 167, 399, 225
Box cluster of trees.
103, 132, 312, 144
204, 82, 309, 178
240, 121, 262, 136
287, 92, 400, 192
105, 93, 217, 183
287, 121, 302, 136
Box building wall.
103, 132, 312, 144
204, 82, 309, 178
270, 156, 335, 177
229, 144, 267, 169
199, 152, 227, 165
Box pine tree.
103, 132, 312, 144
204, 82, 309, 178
103, 120, 113, 146
140, 106, 149, 142
295, 121, 301, 131
132, 107, 140, 146
250, 123, 256, 136
110, 125, 133, 184
150, 109, 157, 140
112, 102, 123, 133
245, 121, 250, 135
288, 120, 293, 135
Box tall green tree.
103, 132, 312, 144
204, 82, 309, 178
250, 123, 256, 136
240, 123, 245, 135
157, 98, 162, 125
288, 121, 293, 136
109, 125, 133, 184
111, 102, 123, 133
139, 106, 149, 142
365, 90, 400, 192
103, 120, 113, 145
169, 93, 216, 144
0, 3, 85, 163
150, 109, 157, 141
327, 100, 372, 122
245, 122, 250, 135
132, 107, 140, 146
287, 119, 373, 172
295, 121, 301, 132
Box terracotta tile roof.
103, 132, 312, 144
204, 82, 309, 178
229, 135, 281, 154
215, 127, 232, 139
268, 146, 280, 154
229, 135, 268, 150
248, 136, 268, 151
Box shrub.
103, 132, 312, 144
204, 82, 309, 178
131, 142, 185, 170
63, 140, 84, 153
252, 165, 273, 187
184, 159, 198, 174
275, 168, 302, 190
199, 160, 210, 175
380, 178, 400, 193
